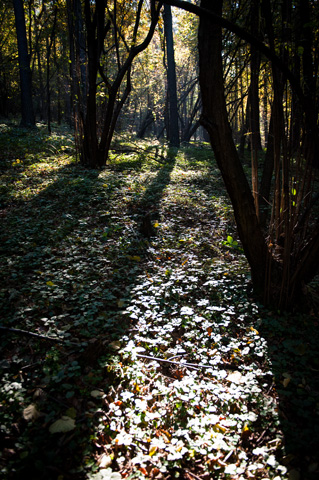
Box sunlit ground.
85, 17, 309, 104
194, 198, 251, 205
1, 128, 318, 479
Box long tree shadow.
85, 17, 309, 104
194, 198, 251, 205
126, 148, 177, 233
0, 147, 177, 479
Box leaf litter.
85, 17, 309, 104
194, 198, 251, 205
0, 128, 318, 479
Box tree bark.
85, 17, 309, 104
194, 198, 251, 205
79, 0, 162, 168
198, 0, 267, 294
163, 4, 180, 147
13, 0, 35, 127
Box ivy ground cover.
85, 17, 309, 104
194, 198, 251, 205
0, 125, 318, 480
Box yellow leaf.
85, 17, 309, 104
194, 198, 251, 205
250, 327, 259, 335
154, 222, 159, 228
149, 445, 157, 456
46, 281, 55, 287
176, 441, 184, 452
214, 423, 227, 433
102, 184, 108, 188
189, 449, 196, 458
241, 424, 250, 438
131, 255, 141, 262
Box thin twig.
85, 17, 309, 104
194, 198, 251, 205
167, 353, 187, 361
184, 469, 205, 480
136, 353, 237, 371
0, 326, 81, 346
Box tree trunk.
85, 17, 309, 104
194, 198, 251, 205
198, 0, 268, 295
46, 7, 57, 133
162, 0, 319, 309
163, 4, 180, 147
137, 109, 154, 138
79, 0, 162, 168
13, 0, 35, 127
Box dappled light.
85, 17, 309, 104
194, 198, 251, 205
2, 0, 319, 478
1, 130, 318, 479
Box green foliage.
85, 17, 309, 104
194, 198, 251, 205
0, 130, 318, 479
222, 234, 243, 252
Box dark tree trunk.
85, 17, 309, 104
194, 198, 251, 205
137, 109, 154, 138
299, 0, 319, 167
163, 4, 180, 148
162, 0, 319, 309
259, 0, 284, 226
13, 0, 35, 127
249, 0, 262, 215
46, 7, 57, 133
249, 0, 262, 151
74, 0, 87, 115
79, 0, 162, 168
198, 0, 268, 295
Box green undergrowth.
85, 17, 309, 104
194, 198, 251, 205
0, 126, 318, 480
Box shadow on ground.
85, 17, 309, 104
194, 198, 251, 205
0, 148, 176, 479
259, 307, 319, 480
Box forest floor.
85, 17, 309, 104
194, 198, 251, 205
0, 124, 319, 480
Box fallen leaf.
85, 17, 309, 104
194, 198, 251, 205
283, 376, 291, 388
49, 416, 76, 434
250, 326, 259, 335
227, 371, 243, 384
91, 390, 105, 398
23, 404, 41, 422
98, 453, 112, 468
65, 407, 77, 419
109, 341, 121, 350
149, 445, 157, 456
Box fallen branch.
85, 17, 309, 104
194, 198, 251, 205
136, 353, 238, 371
